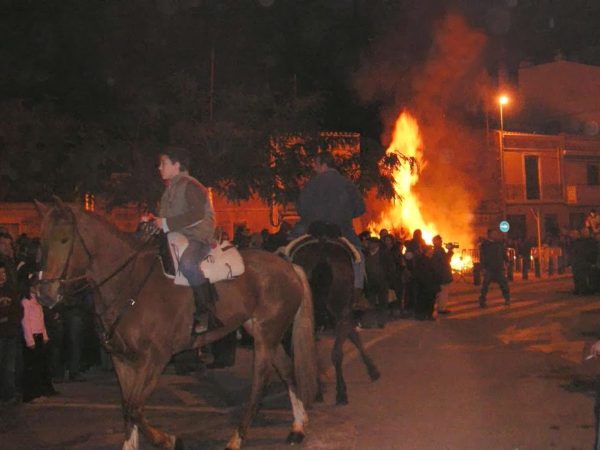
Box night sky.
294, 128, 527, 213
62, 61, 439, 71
1, 0, 598, 203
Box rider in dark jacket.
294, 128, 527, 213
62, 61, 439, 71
292, 152, 365, 248
290, 152, 366, 291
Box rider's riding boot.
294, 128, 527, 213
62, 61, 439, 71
192, 282, 223, 335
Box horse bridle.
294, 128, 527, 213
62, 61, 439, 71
38, 208, 151, 299
37, 209, 93, 299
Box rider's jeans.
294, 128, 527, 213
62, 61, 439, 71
179, 240, 211, 287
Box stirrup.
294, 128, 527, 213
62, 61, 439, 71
193, 314, 210, 335
192, 312, 224, 335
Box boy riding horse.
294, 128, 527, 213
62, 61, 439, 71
150, 147, 221, 335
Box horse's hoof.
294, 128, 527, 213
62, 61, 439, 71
286, 431, 305, 445
369, 368, 381, 381
336, 395, 349, 406
174, 437, 185, 450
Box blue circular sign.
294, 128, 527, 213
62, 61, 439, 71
499, 220, 510, 233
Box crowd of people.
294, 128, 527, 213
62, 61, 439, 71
2, 147, 596, 404
0, 231, 103, 406
231, 223, 456, 326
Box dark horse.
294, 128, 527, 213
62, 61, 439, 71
287, 231, 380, 405
35, 199, 318, 450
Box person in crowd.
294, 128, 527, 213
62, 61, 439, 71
264, 221, 293, 252
21, 281, 57, 402
149, 146, 219, 335
585, 209, 600, 237
49, 289, 88, 383
381, 233, 405, 318
432, 235, 453, 315
233, 224, 251, 249
478, 228, 510, 307
570, 228, 597, 295
364, 237, 393, 328
517, 237, 533, 280
0, 262, 21, 404
412, 245, 441, 320
291, 151, 366, 292
0, 232, 17, 288
404, 229, 427, 313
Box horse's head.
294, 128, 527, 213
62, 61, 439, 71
35, 197, 91, 308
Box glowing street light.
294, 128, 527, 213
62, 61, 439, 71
498, 95, 509, 133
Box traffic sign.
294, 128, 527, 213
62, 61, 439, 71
499, 220, 510, 233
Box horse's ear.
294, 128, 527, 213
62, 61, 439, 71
33, 199, 49, 217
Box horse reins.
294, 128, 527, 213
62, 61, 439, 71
39, 210, 154, 297
38, 209, 158, 348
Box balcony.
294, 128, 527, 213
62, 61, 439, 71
566, 185, 600, 205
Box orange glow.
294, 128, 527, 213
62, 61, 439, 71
498, 95, 509, 105
368, 111, 473, 272
450, 251, 473, 273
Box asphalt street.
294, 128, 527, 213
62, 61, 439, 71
2, 274, 600, 450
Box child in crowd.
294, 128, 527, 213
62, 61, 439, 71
21, 281, 57, 402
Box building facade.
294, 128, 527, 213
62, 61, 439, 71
497, 130, 600, 241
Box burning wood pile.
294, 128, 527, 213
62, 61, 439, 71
368, 111, 474, 273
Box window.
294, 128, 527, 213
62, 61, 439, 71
587, 164, 599, 186
524, 155, 540, 200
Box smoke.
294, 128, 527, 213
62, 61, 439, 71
354, 12, 496, 246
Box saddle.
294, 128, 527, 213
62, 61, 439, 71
160, 232, 245, 286
280, 233, 362, 264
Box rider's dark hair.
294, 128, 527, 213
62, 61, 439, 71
162, 147, 190, 171
315, 151, 335, 168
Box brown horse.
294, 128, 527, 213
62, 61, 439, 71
289, 236, 380, 405
35, 199, 318, 450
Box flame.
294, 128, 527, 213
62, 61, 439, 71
369, 111, 472, 272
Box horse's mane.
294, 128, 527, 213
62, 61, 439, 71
76, 208, 144, 250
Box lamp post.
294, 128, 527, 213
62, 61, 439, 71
499, 94, 508, 135
498, 94, 509, 220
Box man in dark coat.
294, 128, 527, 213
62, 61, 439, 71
413, 246, 441, 320
293, 152, 365, 248
478, 228, 510, 307
432, 235, 453, 314
291, 151, 366, 290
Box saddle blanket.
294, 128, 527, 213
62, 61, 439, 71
165, 232, 244, 286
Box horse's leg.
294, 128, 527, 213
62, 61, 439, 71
226, 336, 273, 450
332, 317, 352, 405
113, 355, 181, 450
272, 344, 308, 444
347, 326, 381, 381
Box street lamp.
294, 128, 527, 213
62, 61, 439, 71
498, 94, 509, 220
499, 95, 509, 133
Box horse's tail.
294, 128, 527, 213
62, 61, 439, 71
291, 263, 319, 408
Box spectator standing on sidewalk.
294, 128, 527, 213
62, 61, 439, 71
585, 209, 600, 237
21, 282, 57, 402
0, 262, 21, 404
432, 235, 453, 315
478, 228, 510, 307
413, 245, 441, 321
